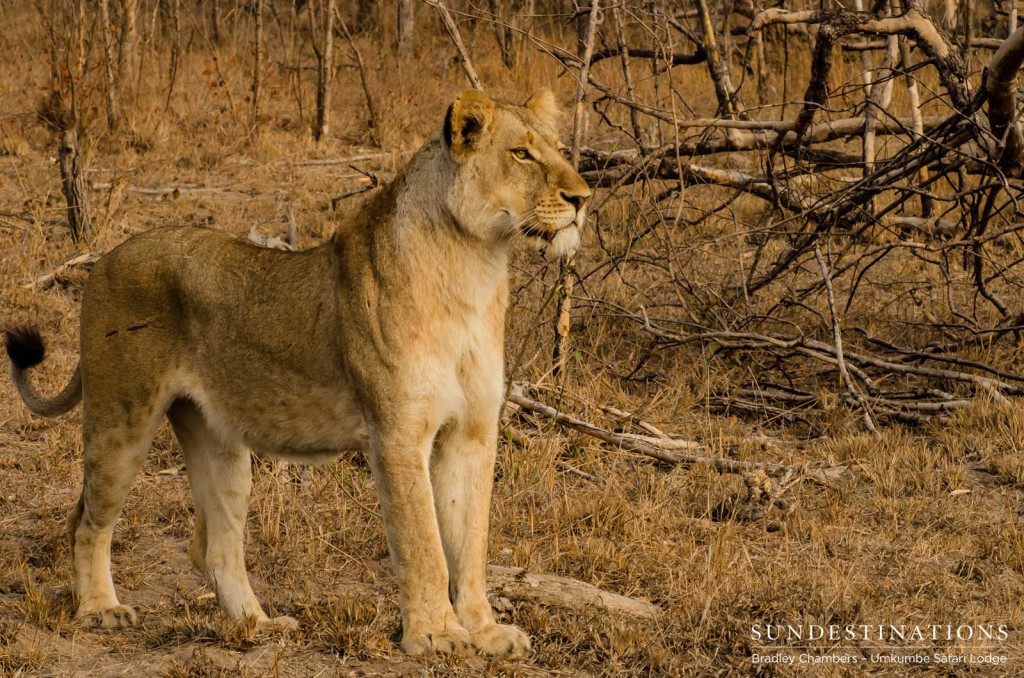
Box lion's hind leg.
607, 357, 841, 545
167, 399, 297, 632
71, 404, 161, 628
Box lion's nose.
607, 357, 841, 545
560, 188, 591, 211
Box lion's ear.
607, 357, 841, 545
444, 89, 495, 153
525, 87, 561, 129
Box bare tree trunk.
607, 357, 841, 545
338, 11, 380, 144
490, 0, 526, 68
40, 0, 60, 106
355, 0, 376, 31
133, 0, 158, 97
986, 24, 1024, 169
397, 0, 414, 62
863, 35, 899, 216
853, 0, 875, 179
696, 0, 742, 118
117, 0, 138, 96
961, 0, 974, 61
75, 0, 86, 75
941, 0, 958, 28
59, 129, 91, 243
252, 0, 264, 128
612, 5, 642, 144
210, 0, 222, 44
165, 0, 180, 111
899, 37, 931, 215
288, 2, 305, 130
755, 29, 767, 105
314, 0, 336, 142
99, 0, 120, 131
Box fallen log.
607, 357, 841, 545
376, 560, 662, 620
507, 391, 810, 477
486, 565, 662, 620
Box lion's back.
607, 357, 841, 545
80, 227, 271, 353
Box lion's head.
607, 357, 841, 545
443, 88, 592, 258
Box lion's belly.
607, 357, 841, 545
225, 399, 370, 463
243, 402, 370, 464
174, 368, 370, 463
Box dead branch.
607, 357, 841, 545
750, 8, 970, 110
99, 0, 120, 131
486, 565, 662, 619
421, 0, 483, 91
164, 0, 181, 111
814, 244, 879, 434
862, 29, 899, 184
581, 158, 817, 216
578, 115, 947, 171
291, 152, 390, 166
331, 165, 380, 209
885, 215, 957, 237
629, 317, 1020, 404
611, 6, 643, 144
843, 36, 1004, 50
312, 0, 337, 142
251, 0, 264, 128
25, 251, 102, 290
507, 392, 798, 476
697, 0, 743, 118
397, 0, 415, 62
985, 25, 1024, 170
599, 405, 670, 439
552, 0, 600, 378
336, 8, 380, 145
0, 210, 35, 224
588, 45, 705, 66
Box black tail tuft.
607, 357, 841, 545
5, 326, 46, 370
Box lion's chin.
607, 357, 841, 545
540, 225, 580, 258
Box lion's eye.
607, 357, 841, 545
511, 148, 532, 162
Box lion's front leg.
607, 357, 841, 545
432, 421, 532, 659
366, 427, 472, 656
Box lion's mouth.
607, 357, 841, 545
522, 224, 556, 242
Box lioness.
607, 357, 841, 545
5, 88, 591, 657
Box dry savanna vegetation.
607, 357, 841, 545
6, 0, 1024, 675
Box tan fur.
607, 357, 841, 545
8, 89, 591, 657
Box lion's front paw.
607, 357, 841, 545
472, 623, 531, 658
78, 604, 138, 629
401, 625, 474, 656
259, 615, 300, 633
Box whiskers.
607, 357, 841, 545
502, 208, 579, 257
504, 209, 542, 245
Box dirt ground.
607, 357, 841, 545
4, 2, 1024, 676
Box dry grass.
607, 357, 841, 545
2, 2, 1024, 676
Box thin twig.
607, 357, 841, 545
814, 244, 880, 435
331, 165, 380, 209
552, 0, 600, 378
421, 0, 483, 90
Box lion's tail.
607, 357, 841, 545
5, 327, 82, 417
